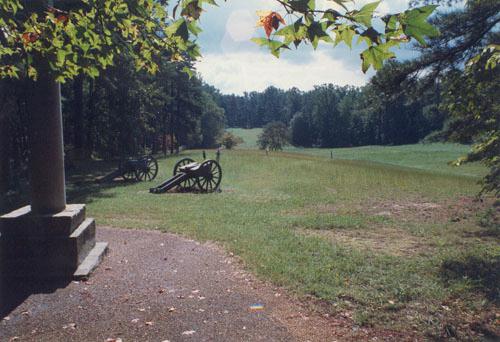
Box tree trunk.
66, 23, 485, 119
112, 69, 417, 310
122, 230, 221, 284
73, 74, 85, 156
86, 78, 95, 156
0, 105, 11, 196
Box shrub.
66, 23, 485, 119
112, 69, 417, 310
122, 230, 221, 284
220, 132, 243, 149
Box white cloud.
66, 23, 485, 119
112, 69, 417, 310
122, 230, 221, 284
225, 9, 256, 42
195, 50, 369, 94
196, 0, 414, 93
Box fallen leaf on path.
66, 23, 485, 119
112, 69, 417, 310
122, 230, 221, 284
138, 308, 146, 312
191, 290, 200, 294
9, 337, 19, 341
3, 316, 10, 321
182, 330, 196, 335
168, 307, 176, 312
131, 318, 139, 324
145, 321, 154, 326
105, 339, 123, 342
62, 323, 76, 329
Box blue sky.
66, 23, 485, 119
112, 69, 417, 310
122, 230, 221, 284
193, 0, 415, 94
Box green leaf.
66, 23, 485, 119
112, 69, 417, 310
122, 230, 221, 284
307, 21, 330, 49
352, 1, 380, 28
251, 37, 270, 46
334, 25, 355, 48
182, 66, 194, 78
322, 9, 342, 21
360, 43, 396, 73
400, 5, 439, 45
288, 0, 315, 12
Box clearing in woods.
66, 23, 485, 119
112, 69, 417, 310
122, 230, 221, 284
60, 137, 499, 339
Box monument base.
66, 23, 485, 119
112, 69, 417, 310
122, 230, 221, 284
0, 204, 107, 280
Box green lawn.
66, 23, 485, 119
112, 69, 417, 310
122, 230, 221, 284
227, 128, 487, 178
71, 148, 498, 339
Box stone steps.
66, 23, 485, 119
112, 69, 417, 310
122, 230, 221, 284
0, 204, 107, 279
74, 242, 109, 280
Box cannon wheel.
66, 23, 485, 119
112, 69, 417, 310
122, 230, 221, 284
122, 168, 138, 182
196, 160, 222, 193
173, 157, 196, 191
120, 159, 138, 182
137, 156, 159, 181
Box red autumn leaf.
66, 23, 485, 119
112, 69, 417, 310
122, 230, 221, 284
56, 14, 69, 24
22, 32, 39, 44
48, 6, 69, 24
257, 11, 286, 38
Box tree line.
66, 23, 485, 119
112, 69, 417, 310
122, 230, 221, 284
212, 67, 443, 148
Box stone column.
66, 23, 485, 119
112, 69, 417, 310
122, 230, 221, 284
27, 59, 66, 214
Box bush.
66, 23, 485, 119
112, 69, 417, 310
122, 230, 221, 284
219, 132, 243, 149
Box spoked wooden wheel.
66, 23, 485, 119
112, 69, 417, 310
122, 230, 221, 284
122, 168, 138, 182
196, 160, 222, 193
137, 156, 159, 181
173, 157, 196, 191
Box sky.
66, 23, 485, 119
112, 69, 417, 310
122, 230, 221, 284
193, 0, 416, 94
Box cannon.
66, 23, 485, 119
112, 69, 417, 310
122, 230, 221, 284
150, 158, 222, 194
98, 155, 159, 183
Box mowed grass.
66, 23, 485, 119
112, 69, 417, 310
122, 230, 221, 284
73, 148, 499, 338
227, 128, 487, 178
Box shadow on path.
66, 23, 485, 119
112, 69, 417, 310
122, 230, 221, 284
0, 277, 70, 319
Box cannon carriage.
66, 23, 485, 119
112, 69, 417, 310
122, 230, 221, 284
98, 155, 159, 183
150, 158, 222, 194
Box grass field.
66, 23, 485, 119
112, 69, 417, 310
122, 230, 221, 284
227, 128, 487, 178
67, 147, 499, 339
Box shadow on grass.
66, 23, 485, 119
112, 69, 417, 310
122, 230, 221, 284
440, 255, 500, 303
0, 159, 142, 214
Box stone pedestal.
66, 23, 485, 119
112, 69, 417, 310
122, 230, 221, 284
0, 204, 107, 279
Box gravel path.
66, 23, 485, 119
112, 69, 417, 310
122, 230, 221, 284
1, 227, 408, 341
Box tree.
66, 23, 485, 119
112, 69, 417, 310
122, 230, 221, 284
258, 121, 289, 151
290, 111, 313, 147
381, 0, 500, 195
441, 52, 499, 196
200, 93, 225, 148
1, 0, 439, 80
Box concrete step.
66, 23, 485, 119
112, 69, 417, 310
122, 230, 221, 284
73, 242, 108, 280
70, 218, 96, 265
